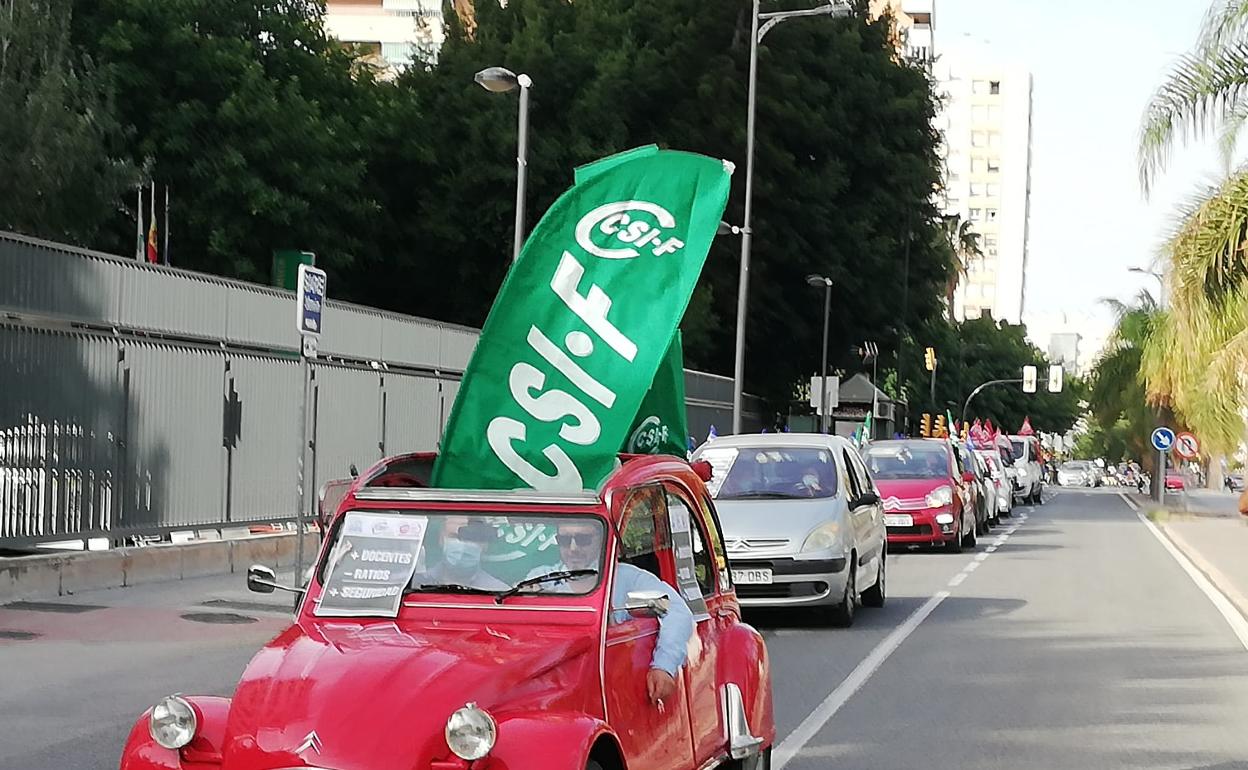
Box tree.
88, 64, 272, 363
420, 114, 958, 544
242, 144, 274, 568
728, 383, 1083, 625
1137, 0, 1248, 462
939, 214, 981, 319
0, 0, 136, 246
364, 0, 950, 404
69, 0, 384, 285
899, 315, 1083, 436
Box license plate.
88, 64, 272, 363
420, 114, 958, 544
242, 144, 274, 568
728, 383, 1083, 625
884, 514, 913, 527
732, 568, 773, 585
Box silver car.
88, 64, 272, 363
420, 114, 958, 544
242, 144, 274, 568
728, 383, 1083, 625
691, 433, 887, 627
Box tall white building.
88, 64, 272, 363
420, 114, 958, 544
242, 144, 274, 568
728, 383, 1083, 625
324, 0, 445, 75
935, 51, 1034, 324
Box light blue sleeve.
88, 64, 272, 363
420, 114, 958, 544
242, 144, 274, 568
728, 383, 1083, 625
611, 563, 694, 677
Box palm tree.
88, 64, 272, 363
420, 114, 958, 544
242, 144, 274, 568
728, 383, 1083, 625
940, 215, 982, 319
1137, 0, 1248, 466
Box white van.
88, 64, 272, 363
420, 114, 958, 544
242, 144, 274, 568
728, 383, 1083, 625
1007, 434, 1044, 504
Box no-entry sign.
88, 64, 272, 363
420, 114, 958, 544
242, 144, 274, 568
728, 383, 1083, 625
1174, 431, 1200, 460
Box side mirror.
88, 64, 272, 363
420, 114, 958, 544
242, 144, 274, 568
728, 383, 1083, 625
246, 564, 304, 595
854, 491, 880, 508
624, 590, 670, 619
962, 471, 975, 483
691, 459, 714, 482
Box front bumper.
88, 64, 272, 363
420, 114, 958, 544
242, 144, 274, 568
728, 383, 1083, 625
885, 507, 958, 547
729, 556, 849, 607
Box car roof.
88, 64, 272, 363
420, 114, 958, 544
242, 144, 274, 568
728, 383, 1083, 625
697, 432, 854, 451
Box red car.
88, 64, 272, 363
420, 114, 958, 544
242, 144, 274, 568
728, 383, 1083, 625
862, 439, 978, 552
118, 452, 775, 770
1165, 471, 1186, 491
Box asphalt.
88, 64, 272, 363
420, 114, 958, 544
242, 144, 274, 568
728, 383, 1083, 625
4, 491, 1248, 769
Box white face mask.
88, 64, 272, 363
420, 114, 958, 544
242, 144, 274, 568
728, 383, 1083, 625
803, 473, 820, 488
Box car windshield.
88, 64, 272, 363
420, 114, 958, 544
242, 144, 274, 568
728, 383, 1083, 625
314, 510, 606, 617
697, 446, 838, 500
1061, 461, 1089, 471
1010, 438, 1027, 460
863, 443, 950, 480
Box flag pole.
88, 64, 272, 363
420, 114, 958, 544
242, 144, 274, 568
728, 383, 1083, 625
163, 184, 170, 266
149, 180, 156, 263
135, 186, 144, 260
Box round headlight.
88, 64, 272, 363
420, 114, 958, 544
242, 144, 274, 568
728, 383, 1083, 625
149, 695, 197, 749
445, 703, 496, 760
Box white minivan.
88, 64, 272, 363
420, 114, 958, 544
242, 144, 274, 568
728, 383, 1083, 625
1008, 434, 1044, 505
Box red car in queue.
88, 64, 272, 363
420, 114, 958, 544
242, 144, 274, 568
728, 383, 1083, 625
118, 451, 775, 770
861, 439, 978, 552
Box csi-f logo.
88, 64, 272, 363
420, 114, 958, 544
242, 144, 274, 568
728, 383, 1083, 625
575, 201, 686, 259
627, 415, 669, 454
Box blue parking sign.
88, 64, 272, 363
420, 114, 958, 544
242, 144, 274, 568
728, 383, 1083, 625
1150, 427, 1175, 453
296, 264, 327, 336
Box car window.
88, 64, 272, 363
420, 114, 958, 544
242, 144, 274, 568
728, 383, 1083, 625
618, 485, 671, 582
1010, 438, 1027, 461
848, 451, 876, 495
841, 449, 864, 499
665, 489, 711, 615
863, 443, 951, 479
700, 446, 838, 500
698, 494, 732, 589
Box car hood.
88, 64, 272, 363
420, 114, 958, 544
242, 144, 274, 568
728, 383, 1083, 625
872, 478, 951, 503
714, 496, 842, 544
220, 619, 599, 768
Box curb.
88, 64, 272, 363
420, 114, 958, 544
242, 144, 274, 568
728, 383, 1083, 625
1158, 522, 1248, 626
0, 532, 321, 605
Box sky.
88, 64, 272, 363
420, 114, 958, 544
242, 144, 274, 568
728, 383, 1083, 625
936, 0, 1225, 354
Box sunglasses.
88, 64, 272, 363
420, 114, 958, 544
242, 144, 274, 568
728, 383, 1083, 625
556, 532, 597, 547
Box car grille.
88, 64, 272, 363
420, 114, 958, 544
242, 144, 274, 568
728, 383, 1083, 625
887, 524, 933, 536
725, 538, 790, 553
736, 581, 829, 599
882, 496, 928, 511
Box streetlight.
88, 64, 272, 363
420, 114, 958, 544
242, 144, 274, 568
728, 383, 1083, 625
474, 66, 533, 262
807, 274, 833, 433
732, 1, 853, 434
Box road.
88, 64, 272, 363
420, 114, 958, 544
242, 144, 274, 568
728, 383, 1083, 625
3, 489, 1248, 769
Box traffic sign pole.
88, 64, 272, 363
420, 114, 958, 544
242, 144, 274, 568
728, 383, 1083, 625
1150, 427, 1176, 505
294, 264, 327, 589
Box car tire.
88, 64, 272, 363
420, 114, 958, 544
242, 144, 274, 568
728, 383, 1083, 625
587, 762, 604, 770
728, 747, 772, 770
962, 515, 977, 549
862, 553, 886, 608
827, 557, 857, 627
945, 522, 964, 553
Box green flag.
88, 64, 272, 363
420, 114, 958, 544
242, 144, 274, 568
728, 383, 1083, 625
432, 146, 733, 490
624, 331, 689, 457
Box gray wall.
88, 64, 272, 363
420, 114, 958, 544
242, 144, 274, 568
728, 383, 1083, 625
0, 231, 762, 547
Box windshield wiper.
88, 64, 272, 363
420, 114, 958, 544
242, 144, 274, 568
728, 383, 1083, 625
409, 582, 498, 596
493, 569, 598, 604
722, 491, 802, 499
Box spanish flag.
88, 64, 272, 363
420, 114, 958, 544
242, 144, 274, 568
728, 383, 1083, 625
145, 214, 158, 263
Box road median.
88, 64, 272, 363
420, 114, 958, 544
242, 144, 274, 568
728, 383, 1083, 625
0, 531, 320, 605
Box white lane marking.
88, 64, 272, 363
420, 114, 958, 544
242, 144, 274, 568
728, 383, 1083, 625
774, 513, 1032, 767
772, 591, 952, 770
1117, 491, 1248, 652
986, 545, 998, 553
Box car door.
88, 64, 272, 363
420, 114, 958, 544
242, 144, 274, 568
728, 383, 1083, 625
604, 484, 695, 770
841, 447, 881, 588
950, 446, 972, 528
665, 483, 725, 767
847, 449, 885, 571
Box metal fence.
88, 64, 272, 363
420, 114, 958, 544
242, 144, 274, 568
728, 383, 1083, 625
0, 231, 763, 548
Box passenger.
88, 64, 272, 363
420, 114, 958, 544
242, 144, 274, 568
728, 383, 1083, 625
525, 519, 694, 704
413, 516, 508, 591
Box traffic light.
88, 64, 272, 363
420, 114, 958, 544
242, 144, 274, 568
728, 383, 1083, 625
935, 414, 947, 437
920, 413, 932, 437
924, 347, 936, 372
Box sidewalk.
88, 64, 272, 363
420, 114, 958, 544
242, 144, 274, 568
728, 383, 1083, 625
1158, 510, 1248, 624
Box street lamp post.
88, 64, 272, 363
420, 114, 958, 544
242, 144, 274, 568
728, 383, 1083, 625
732, 1, 852, 434
1128, 265, 1168, 498
475, 66, 533, 262
808, 275, 833, 433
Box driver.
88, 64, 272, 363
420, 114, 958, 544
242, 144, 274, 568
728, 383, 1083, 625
525, 520, 693, 705
798, 461, 832, 495
414, 516, 509, 591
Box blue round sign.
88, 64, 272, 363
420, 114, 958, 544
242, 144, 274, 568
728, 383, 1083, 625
1150, 427, 1176, 452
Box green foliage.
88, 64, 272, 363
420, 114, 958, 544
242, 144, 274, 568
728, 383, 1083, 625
16, 0, 950, 405
1071, 419, 1132, 464
0, 0, 136, 245
899, 315, 1084, 435
70, 0, 382, 284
